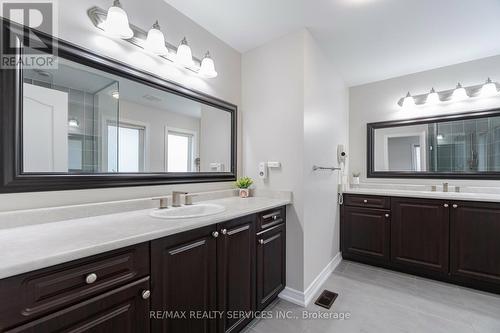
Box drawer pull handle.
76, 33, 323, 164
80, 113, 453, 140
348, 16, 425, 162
258, 239, 264, 244
85, 273, 97, 284
385, 214, 390, 218
453, 204, 458, 208
212, 231, 219, 238
444, 204, 449, 208
221, 229, 227, 235
142, 290, 151, 300
363, 200, 368, 203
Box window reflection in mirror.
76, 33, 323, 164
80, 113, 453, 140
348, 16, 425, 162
373, 116, 500, 173
22, 50, 232, 174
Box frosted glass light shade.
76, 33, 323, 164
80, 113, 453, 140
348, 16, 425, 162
452, 83, 468, 101
199, 52, 218, 78
402, 92, 416, 109
426, 88, 440, 105
144, 21, 168, 55
102, 0, 133, 39
481, 78, 498, 97
175, 37, 194, 67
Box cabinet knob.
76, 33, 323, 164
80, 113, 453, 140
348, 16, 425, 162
212, 231, 219, 238
363, 200, 368, 203
273, 215, 278, 220
85, 273, 97, 284
258, 239, 264, 245
221, 229, 227, 235
142, 290, 151, 300
385, 214, 390, 218
453, 204, 458, 208
444, 204, 449, 208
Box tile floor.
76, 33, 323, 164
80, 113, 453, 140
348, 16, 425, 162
244, 260, 500, 333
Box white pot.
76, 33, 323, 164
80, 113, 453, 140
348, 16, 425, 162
239, 188, 250, 198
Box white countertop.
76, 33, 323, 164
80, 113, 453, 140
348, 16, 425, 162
344, 187, 500, 202
0, 196, 290, 279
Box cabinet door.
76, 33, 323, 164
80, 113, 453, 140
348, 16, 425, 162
5, 277, 150, 333
151, 225, 217, 333
391, 198, 449, 275
341, 206, 390, 264
450, 201, 500, 286
217, 216, 256, 333
256, 224, 286, 311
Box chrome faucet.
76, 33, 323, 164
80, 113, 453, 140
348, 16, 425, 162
172, 191, 188, 207
152, 197, 169, 209
443, 182, 449, 193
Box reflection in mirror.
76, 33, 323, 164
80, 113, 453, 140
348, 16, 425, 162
22, 49, 232, 174
372, 115, 500, 173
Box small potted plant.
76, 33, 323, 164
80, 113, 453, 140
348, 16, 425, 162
236, 177, 253, 198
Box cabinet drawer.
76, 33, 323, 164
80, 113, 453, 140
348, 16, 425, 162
257, 206, 285, 231
343, 194, 390, 209
0, 243, 149, 331
5, 277, 150, 333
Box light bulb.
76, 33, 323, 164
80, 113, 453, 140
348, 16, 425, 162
199, 51, 218, 78
175, 37, 194, 67
452, 83, 468, 101
102, 0, 133, 39
480, 78, 498, 97
402, 92, 416, 109
144, 20, 169, 56
426, 88, 440, 105
436, 134, 444, 140
111, 90, 120, 99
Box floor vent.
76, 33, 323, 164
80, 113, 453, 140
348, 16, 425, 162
314, 290, 338, 309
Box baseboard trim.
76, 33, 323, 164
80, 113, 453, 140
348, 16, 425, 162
278, 252, 342, 307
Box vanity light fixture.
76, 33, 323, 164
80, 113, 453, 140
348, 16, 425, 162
199, 51, 218, 78
101, 0, 133, 39
111, 90, 120, 99
426, 88, 440, 105
68, 118, 80, 128
452, 82, 468, 101
480, 77, 498, 97
175, 37, 194, 67
402, 92, 416, 109
144, 20, 169, 56
88, 6, 218, 78
398, 78, 500, 108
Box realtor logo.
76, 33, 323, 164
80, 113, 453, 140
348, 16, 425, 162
1, 0, 58, 69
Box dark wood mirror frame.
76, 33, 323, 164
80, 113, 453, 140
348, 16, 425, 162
0, 19, 237, 193
367, 108, 500, 179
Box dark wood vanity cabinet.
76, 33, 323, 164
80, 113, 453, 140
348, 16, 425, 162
450, 201, 500, 289
341, 205, 390, 264
256, 223, 286, 310
341, 194, 500, 294
391, 197, 449, 276
217, 216, 256, 333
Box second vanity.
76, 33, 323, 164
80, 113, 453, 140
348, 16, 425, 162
341, 188, 500, 295
0, 193, 289, 333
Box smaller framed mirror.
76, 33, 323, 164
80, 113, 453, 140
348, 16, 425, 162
367, 109, 500, 179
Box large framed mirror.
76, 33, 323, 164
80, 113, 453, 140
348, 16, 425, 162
0, 19, 237, 192
367, 109, 500, 179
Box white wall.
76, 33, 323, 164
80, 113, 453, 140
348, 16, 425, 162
0, 0, 241, 211
242, 30, 348, 292
242, 30, 305, 291
350, 54, 500, 186
303, 32, 348, 288
199, 105, 232, 172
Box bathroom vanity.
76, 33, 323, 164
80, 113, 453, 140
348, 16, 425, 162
0, 199, 287, 333
341, 191, 500, 294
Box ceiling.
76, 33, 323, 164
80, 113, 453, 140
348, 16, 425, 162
163, 0, 500, 86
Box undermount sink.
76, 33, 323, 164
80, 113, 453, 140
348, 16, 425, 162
150, 203, 226, 219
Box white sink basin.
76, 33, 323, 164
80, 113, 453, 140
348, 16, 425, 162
150, 203, 226, 219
